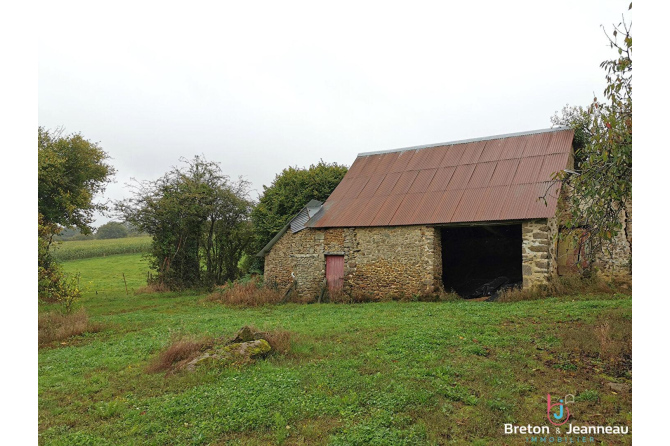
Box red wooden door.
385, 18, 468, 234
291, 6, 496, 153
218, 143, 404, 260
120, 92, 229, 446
325, 255, 344, 292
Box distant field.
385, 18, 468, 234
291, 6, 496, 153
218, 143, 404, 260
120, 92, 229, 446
62, 253, 152, 299
51, 236, 152, 261
39, 253, 632, 445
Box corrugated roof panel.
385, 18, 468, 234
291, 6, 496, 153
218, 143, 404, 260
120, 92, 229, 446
390, 170, 419, 195
407, 146, 447, 171
358, 173, 386, 198
389, 150, 417, 173
355, 195, 390, 226
326, 176, 355, 201
389, 193, 426, 225
473, 186, 510, 221
489, 159, 520, 187
331, 197, 367, 227
408, 168, 437, 194
440, 144, 468, 167
307, 128, 574, 227
543, 130, 570, 156
405, 147, 431, 171
360, 154, 384, 176
458, 140, 487, 165
312, 200, 346, 227
446, 164, 476, 190
429, 189, 465, 224
427, 166, 456, 192
549, 130, 574, 155
409, 190, 448, 224
343, 176, 371, 199
525, 181, 559, 218
346, 156, 369, 178
467, 161, 497, 188
478, 138, 505, 163
537, 153, 569, 182
370, 152, 400, 175
512, 156, 544, 184
499, 136, 527, 159
522, 132, 552, 157
500, 184, 533, 220
370, 195, 405, 226
375, 171, 403, 196
452, 188, 487, 222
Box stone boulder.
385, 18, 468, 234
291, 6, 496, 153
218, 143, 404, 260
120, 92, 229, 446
184, 328, 273, 372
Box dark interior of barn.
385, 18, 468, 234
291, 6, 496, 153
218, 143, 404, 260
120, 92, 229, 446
441, 224, 522, 298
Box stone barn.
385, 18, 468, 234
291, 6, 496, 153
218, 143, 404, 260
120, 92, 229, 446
258, 127, 630, 300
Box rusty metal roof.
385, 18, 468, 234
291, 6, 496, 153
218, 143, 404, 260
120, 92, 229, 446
309, 127, 573, 228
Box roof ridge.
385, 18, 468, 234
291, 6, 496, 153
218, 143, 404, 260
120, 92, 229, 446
357, 127, 570, 157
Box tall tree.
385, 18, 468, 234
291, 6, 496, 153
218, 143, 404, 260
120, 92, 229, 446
38, 127, 116, 233
118, 156, 253, 289
251, 160, 348, 254
38, 127, 115, 302
551, 5, 632, 264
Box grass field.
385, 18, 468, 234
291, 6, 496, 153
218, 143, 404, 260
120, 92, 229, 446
39, 250, 632, 445
51, 236, 152, 261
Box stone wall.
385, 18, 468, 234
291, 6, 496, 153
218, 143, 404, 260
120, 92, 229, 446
522, 218, 558, 289
263, 226, 442, 300
593, 200, 632, 275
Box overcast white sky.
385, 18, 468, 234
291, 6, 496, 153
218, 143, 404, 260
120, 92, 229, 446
38, 0, 632, 227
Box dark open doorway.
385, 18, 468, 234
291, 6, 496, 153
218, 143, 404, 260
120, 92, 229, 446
441, 224, 522, 297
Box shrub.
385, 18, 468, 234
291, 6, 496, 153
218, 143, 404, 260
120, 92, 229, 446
38, 309, 104, 346
206, 277, 283, 306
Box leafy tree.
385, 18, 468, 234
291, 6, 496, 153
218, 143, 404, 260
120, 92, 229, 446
551, 5, 632, 265
38, 127, 116, 234
118, 157, 253, 289
251, 160, 348, 255
38, 127, 115, 303
95, 221, 129, 239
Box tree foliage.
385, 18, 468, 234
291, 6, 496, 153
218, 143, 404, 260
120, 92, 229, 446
551, 5, 632, 263
251, 160, 348, 254
117, 157, 253, 290
95, 221, 129, 239
38, 127, 115, 304
38, 127, 116, 234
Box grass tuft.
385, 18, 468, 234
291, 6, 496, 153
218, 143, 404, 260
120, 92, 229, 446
146, 337, 214, 374
206, 278, 283, 306
38, 309, 104, 346
497, 273, 631, 302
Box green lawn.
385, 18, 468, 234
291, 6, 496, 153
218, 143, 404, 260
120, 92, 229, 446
39, 254, 632, 445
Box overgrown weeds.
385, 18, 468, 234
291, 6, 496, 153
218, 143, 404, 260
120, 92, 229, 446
38, 309, 104, 347
559, 309, 632, 377
497, 273, 631, 302
134, 282, 171, 294
261, 329, 292, 355
146, 327, 292, 374
146, 336, 214, 374
206, 277, 283, 306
